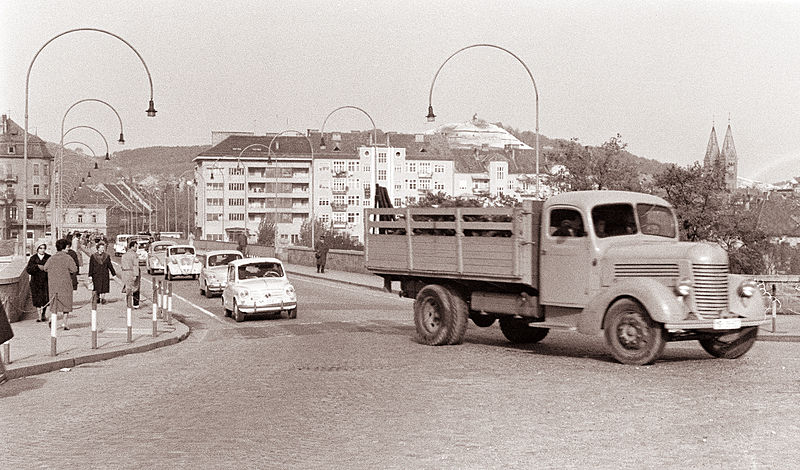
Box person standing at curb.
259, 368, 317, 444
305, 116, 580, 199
88, 241, 115, 304
65, 235, 80, 292
40, 239, 78, 330
0, 299, 14, 385
315, 235, 329, 273
120, 239, 141, 309
26, 242, 50, 322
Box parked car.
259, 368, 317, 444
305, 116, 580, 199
136, 239, 150, 265
146, 240, 177, 275
164, 244, 202, 280
222, 257, 297, 322
198, 249, 243, 298
114, 234, 133, 257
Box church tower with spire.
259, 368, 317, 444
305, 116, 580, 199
703, 118, 738, 190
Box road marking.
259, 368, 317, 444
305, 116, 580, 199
112, 261, 227, 324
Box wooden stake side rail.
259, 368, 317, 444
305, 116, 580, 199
365, 201, 540, 286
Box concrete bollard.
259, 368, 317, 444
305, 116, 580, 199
127, 306, 132, 343
3, 342, 10, 364
167, 282, 173, 325
152, 281, 159, 337
50, 311, 58, 356
161, 281, 168, 320
91, 291, 98, 349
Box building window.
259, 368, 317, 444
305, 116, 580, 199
434, 182, 445, 190
228, 183, 244, 191
419, 162, 431, 173
92, 214, 97, 223
206, 198, 223, 206
33, 164, 39, 176
333, 195, 345, 206
228, 198, 244, 206
229, 213, 245, 221
229, 167, 244, 176
291, 234, 299, 244
206, 182, 223, 191
363, 199, 370, 207
407, 162, 416, 173
348, 161, 359, 172
44, 184, 49, 196
9, 207, 17, 220
378, 152, 387, 163
319, 199, 329, 206
26, 206, 33, 220
496, 166, 505, 180
333, 212, 346, 223
206, 213, 222, 221
347, 195, 359, 205
407, 179, 417, 190
77, 214, 84, 223
347, 212, 357, 223
333, 160, 346, 173
435, 164, 445, 173
419, 179, 430, 190
320, 214, 329, 224
394, 198, 402, 207
33, 184, 40, 196
44, 163, 49, 174
377, 169, 386, 181
332, 180, 346, 192
7, 145, 14, 154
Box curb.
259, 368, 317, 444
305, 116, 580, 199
4, 326, 191, 380
286, 269, 390, 294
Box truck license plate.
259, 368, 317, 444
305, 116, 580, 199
713, 318, 741, 330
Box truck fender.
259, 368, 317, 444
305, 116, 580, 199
578, 278, 684, 335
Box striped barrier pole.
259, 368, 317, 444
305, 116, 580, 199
167, 282, 173, 325
91, 291, 98, 349
152, 281, 159, 337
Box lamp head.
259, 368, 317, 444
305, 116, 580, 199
146, 99, 157, 117
94, 162, 99, 170
118, 133, 125, 144
426, 105, 436, 122
105, 152, 111, 161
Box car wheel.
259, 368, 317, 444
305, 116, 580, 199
604, 298, 666, 365
413, 284, 468, 346
233, 300, 244, 322
698, 327, 758, 359
200, 286, 206, 296
498, 317, 549, 343
287, 308, 297, 319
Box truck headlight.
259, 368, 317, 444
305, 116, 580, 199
738, 280, 758, 298
674, 279, 693, 297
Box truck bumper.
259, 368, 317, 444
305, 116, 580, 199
664, 318, 768, 331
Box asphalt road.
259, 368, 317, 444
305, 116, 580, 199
2, 272, 800, 469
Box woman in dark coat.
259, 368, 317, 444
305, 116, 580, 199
88, 242, 115, 304
26, 242, 50, 322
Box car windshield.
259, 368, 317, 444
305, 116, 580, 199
170, 247, 194, 256
153, 244, 168, 252
209, 253, 241, 267
636, 204, 677, 238
238, 262, 284, 280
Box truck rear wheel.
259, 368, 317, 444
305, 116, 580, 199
499, 317, 549, 343
413, 285, 468, 346
698, 326, 758, 359
604, 299, 666, 365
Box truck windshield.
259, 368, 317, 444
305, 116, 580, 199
591, 204, 637, 238
636, 204, 676, 238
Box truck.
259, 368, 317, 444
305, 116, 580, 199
364, 190, 767, 365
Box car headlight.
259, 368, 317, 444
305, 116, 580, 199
207, 272, 217, 281
152, 258, 160, 266
237, 289, 250, 299
674, 279, 693, 297
738, 280, 758, 298
285, 284, 296, 297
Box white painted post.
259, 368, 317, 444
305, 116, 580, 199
50, 311, 57, 356
127, 306, 132, 343
167, 281, 173, 325
772, 284, 777, 333
91, 291, 98, 349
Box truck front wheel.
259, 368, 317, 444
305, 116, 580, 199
499, 317, 549, 343
698, 327, 758, 359
604, 299, 666, 365
413, 285, 468, 346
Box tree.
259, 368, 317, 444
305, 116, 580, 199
256, 213, 276, 246
298, 218, 364, 251
548, 135, 642, 192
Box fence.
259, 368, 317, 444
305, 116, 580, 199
754, 275, 800, 314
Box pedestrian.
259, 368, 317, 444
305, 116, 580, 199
39, 239, 78, 330
188, 231, 195, 247
88, 241, 116, 304
315, 235, 329, 273
65, 235, 80, 291
26, 242, 50, 322
0, 298, 14, 385
237, 231, 248, 256
120, 239, 141, 309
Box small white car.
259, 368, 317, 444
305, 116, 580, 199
114, 234, 133, 257
136, 239, 150, 265
222, 257, 297, 322
198, 249, 243, 298
163, 244, 202, 280
146, 240, 177, 275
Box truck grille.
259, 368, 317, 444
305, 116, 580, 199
614, 263, 680, 278
692, 264, 728, 318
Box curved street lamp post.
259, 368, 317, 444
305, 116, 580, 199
426, 44, 540, 197
23, 27, 156, 254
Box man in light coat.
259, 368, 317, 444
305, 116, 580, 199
120, 239, 141, 308
40, 238, 78, 330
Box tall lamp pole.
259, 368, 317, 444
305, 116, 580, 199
426, 44, 540, 197
23, 27, 156, 254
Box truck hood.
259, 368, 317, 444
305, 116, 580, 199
602, 239, 728, 265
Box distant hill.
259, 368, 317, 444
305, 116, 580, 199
110, 145, 210, 181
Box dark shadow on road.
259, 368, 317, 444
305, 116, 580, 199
0, 377, 46, 398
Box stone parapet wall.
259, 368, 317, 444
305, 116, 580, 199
287, 246, 369, 274
0, 256, 35, 323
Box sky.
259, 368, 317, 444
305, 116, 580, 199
2, 0, 799, 183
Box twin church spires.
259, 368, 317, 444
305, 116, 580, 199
704, 117, 738, 189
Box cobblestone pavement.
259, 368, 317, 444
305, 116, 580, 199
2, 274, 800, 469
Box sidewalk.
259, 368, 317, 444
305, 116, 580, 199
283, 263, 800, 342
1, 273, 189, 380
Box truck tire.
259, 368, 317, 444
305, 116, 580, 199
604, 299, 666, 365
413, 285, 468, 346
499, 317, 549, 343
698, 326, 758, 359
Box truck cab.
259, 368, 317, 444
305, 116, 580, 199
366, 190, 767, 365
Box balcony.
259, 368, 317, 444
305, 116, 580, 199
331, 186, 348, 195
332, 221, 348, 229
418, 171, 433, 178
332, 170, 349, 178
331, 203, 347, 212
2, 174, 18, 183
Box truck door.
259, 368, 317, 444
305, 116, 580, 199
539, 206, 594, 307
